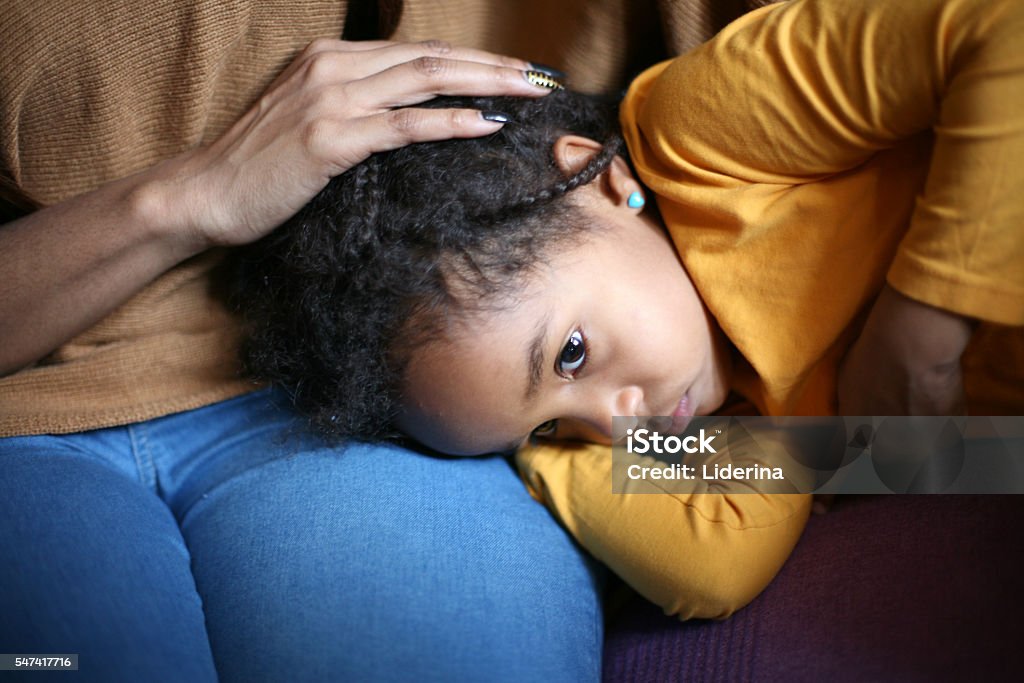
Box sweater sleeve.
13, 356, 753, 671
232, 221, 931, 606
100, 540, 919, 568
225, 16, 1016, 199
515, 439, 811, 620
623, 0, 1024, 325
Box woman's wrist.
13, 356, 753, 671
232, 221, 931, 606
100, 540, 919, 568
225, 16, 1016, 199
125, 151, 221, 263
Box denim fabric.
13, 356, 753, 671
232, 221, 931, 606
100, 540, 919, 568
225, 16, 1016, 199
0, 389, 605, 682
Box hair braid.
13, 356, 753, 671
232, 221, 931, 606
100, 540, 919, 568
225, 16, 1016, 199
471, 136, 625, 223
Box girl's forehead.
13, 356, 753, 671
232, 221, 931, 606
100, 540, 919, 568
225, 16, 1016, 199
398, 302, 549, 456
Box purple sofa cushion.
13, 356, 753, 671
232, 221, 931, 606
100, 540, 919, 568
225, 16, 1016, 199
604, 495, 1024, 682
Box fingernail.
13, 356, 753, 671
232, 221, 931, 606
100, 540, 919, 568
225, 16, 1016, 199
524, 70, 564, 90
480, 110, 510, 123
529, 62, 568, 81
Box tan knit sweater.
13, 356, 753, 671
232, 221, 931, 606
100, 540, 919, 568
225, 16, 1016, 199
0, 0, 768, 437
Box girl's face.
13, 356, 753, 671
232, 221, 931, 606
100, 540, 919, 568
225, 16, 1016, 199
396, 179, 732, 456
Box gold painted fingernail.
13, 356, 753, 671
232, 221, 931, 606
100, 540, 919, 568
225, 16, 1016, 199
524, 70, 564, 90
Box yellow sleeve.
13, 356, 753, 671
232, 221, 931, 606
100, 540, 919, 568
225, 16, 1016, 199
515, 440, 811, 620
885, 0, 1024, 325
623, 0, 1024, 325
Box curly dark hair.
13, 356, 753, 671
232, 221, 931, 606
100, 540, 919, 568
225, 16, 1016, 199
231, 90, 625, 442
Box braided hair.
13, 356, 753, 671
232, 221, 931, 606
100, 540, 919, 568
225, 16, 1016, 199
232, 90, 625, 442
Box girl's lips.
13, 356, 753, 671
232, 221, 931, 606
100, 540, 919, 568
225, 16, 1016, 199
668, 393, 694, 432
672, 393, 693, 418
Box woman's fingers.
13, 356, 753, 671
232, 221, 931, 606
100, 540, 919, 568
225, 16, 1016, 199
266, 56, 543, 145
274, 38, 532, 90
265, 40, 549, 121
313, 107, 509, 172
184, 38, 553, 247
347, 56, 555, 110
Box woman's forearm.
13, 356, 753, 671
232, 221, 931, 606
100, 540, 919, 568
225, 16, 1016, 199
0, 162, 202, 376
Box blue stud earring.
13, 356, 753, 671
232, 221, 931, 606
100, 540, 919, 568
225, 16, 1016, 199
627, 191, 645, 209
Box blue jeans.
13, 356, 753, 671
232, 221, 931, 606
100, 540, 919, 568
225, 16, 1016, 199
0, 389, 605, 682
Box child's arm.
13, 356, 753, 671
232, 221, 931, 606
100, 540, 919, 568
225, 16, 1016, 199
516, 440, 811, 620
623, 0, 1024, 390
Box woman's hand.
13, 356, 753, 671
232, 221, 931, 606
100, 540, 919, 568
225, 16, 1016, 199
158, 39, 554, 251
837, 284, 975, 416
0, 39, 552, 375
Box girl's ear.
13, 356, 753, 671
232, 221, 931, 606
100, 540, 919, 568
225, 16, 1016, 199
552, 135, 645, 210
552, 135, 604, 175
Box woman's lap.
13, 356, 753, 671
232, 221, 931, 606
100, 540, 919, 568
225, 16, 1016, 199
0, 444, 219, 683
0, 390, 605, 682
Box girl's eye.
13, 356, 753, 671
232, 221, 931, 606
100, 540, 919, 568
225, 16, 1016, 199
558, 330, 587, 376
533, 419, 558, 438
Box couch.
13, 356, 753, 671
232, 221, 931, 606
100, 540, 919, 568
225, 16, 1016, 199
603, 495, 1023, 682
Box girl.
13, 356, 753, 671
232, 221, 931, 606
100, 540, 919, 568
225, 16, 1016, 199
235, 0, 1023, 618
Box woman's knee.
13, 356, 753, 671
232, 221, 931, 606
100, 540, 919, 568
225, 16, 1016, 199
0, 440, 217, 683
184, 442, 605, 682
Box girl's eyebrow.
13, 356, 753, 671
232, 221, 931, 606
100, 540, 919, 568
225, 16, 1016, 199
524, 311, 553, 400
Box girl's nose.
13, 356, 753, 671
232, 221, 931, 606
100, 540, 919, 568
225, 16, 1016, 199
584, 385, 643, 439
